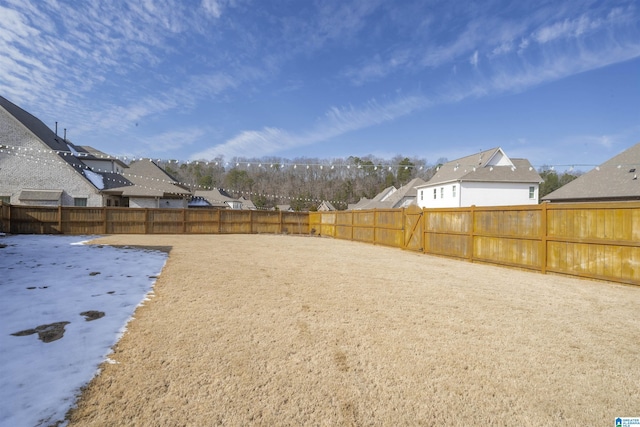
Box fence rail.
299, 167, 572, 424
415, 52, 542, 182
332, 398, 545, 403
310, 202, 640, 286
3, 204, 309, 236
2, 201, 639, 286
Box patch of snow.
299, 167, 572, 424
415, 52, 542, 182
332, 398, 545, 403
0, 235, 168, 427
66, 143, 79, 156
188, 198, 211, 207
84, 170, 105, 190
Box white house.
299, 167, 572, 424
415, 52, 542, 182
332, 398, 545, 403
415, 148, 542, 208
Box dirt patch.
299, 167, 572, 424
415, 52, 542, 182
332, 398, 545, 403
80, 311, 105, 321
66, 234, 640, 426
12, 321, 70, 343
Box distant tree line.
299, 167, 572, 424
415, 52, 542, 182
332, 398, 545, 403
160, 156, 580, 210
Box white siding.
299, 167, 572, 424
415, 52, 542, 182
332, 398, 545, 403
417, 181, 539, 208
417, 182, 461, 208
460, 182, 538, 207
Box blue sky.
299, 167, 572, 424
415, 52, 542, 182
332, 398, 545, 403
1, 0, 639, 171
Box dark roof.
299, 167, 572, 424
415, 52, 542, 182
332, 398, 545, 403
0, 95, 133, 191
418, 147, 542, 187
542, 142, 640, 202
0, 96, 87, 173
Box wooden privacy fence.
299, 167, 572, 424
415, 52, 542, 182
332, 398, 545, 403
3, 205, 309, 235
3, 201, 639, 286
0, 201, 9, 233
310, 203, 640, 286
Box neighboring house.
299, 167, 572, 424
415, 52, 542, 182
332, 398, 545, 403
276, 204, 293, 212
0, 95, 132, 207
106, 160, 191, 208
415, 147, 542, 208
382, 178, 426, 208
347, 178, 426, 210
348, 185, 395, 210
317, 200, 337, 211
191, 188, 244, 209
238, 195, 257, 210
542, 142, 640, 203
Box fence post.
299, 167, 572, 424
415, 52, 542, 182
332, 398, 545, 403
421, 208, 426, 254
58, 205, 62, 234
540, 203, 548, 274
468, 205, 476, 262
217, 209, 222, 233
145, 209, 150, 234
182, 208, 187, 234
103, 206, 108, 235
402, 208, 407, 249
373, 209, 377, 245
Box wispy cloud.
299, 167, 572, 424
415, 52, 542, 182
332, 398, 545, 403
469, 50, 479, 67
190, 95, 428, 160
140, 128, 207, 153
201, 0, 224, 19
343, 50, 412, 85
0, 1, 226, 119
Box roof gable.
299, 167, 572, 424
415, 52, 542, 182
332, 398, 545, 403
419, 147, 541, 187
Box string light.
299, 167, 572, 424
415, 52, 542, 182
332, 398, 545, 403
1, 143, 620, 207
0, 146, 348, 206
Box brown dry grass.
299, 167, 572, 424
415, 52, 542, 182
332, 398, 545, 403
66, 234, 639, 426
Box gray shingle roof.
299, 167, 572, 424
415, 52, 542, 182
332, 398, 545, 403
418, 147, 542, 187
193, 188, 236, 207
109, 160, 191, 197
542, 142, 640, 202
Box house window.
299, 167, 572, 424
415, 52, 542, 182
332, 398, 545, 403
440, 187, 444, 198
420, 190, 423, 201
452, 185, 456, 198
74, 198, 88, 207
0, 196, 9, 204
433, 189, 437, 199
529, 186, 535, 199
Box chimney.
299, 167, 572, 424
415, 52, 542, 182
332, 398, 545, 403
64, 128, 67, 141
55, 122, 58, 136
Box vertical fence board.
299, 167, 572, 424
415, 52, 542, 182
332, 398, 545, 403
0, 201, 10, 233
4, 201, 640, 285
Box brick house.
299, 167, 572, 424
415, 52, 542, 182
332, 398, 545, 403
0, 95, 132, 207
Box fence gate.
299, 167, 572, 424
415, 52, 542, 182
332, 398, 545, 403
403, 205, 423, 252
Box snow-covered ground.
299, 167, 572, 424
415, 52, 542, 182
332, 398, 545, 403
0, 234, 168, 427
